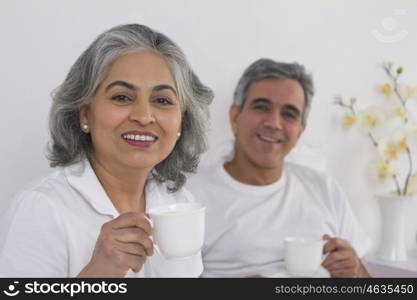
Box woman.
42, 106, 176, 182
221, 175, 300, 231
0, 24, 213, 277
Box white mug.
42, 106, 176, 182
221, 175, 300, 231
148, 202, 205, 260
283, 237, 326, 277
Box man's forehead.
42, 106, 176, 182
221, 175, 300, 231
245, 78, 305, 109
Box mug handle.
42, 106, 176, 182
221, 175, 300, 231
143, 215, 162, 256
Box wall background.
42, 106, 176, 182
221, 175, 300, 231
1, 0, 417, 254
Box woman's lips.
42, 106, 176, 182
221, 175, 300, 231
121, 132, 158, 148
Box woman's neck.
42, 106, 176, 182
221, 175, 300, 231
90, 158, 150, 214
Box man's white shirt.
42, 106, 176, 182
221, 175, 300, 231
187, 159, 371, 277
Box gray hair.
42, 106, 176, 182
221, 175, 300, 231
48, 24, 213, 192
233, 58, 314, 125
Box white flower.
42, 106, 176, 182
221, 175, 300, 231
399, 84, 417, 100
336, 62, 416, 196
342, 114, 357, 128
381, 83, 393, 96
377, 128, 409, 160
357, 106, 386, 131
382, 101, 407, 120
376, 159, 397, 183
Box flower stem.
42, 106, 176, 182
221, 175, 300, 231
392, 174, 402, 196
384, 63, 409, 123
367, 133, 378, 148
403, 147, 413, 195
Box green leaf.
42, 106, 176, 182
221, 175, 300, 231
396, 66, 403, 74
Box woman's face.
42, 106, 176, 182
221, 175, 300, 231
80, 51, 182, 173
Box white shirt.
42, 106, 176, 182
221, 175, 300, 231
0, 159, 203, 277
187, 159, 371, 277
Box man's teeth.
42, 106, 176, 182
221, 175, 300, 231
123, 134, 156, 141
258, 134, 282, 143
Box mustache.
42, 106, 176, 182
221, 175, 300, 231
255, 127, 287, 141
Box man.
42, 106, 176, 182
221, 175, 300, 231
187, 58, 371, 277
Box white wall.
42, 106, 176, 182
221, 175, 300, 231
1, 0, 417, 253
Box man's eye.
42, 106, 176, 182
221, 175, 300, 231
111, 95, 132, 103
282, 112, 297, 119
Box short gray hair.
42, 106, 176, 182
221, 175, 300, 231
48, 24, 213, 192
233, 58, 314, 124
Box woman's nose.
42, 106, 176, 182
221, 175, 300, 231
129, 101, 155, 126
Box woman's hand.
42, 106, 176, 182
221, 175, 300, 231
77, 212, 153, 277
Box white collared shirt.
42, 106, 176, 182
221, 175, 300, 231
0, 159, 202, 277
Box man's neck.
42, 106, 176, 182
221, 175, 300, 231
224, 156, 283, 186
91, 157, 149, 214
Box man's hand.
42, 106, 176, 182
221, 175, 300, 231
322, 234, 370, 278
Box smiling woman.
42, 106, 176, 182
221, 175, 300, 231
0, 24, 213, 278
79, 51, 184, 213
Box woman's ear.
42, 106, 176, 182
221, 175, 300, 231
79, 105, 90, 132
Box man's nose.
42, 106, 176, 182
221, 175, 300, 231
129, 100, 155, 126
263, 112, 283, 130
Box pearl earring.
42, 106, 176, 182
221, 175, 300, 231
177, 132, 181, 137
82, 124, 88, 131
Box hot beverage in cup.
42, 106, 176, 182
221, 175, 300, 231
148, 202, 205, 260
283, 237, 326, 277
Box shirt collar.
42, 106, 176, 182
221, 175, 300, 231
64, 159, 119, 218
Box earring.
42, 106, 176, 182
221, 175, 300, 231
177, 132, 181, 137
82, 124, 88, 131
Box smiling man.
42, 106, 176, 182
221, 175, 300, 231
187, 58, 371, 278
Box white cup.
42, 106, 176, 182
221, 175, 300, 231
283, 237, 326, 277
148, 202, 205, 260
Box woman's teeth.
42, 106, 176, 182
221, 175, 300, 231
123, 134, 156, 141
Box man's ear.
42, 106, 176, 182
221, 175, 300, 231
298, 123, 306, 138
229, 104, 241, 136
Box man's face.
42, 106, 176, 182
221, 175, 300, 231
230, 78, 305, 170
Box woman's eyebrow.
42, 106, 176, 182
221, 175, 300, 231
104, 81, 177, 96
153, 84, 177, 96
105, 80, 137, 92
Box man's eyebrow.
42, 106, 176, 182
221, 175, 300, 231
105, 80, 136, 92
153, 84, 177, 96
250, 98, 271, 105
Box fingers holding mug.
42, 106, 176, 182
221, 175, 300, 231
78, 212, 154, 277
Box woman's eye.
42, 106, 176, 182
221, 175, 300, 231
111, 95, 132, 103
154, 97, 173, 105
